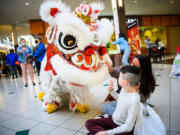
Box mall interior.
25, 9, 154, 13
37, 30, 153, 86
0, 0, 180, 135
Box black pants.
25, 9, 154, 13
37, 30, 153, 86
159, 47, 165, 58
85, 115, 133, 135
147, 48, 151, 58
35, 60, 41, 75
9, 65, 17, 78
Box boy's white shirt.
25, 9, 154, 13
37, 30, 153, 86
107, 88, 140, 135
109, 89, 166, 135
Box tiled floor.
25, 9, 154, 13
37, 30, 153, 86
0, 61, 180, 135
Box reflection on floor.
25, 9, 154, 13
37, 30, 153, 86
0, 62, 180, 135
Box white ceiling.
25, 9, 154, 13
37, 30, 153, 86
0, 0, 180, 25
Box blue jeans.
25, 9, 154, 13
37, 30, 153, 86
101, 101, 117, 115
122, 49, 130, 66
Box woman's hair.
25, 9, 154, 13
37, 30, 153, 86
135, 55, 155, 97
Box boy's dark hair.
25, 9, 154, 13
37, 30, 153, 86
9, 49, 14, 53
120, 65, 141, 87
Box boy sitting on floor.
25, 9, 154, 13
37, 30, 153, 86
85, 65, 141, 135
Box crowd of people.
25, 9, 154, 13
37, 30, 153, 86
5, 36, 46, 87
144, 36, 166, 62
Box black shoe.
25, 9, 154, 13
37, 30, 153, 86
24, 83, 28, 87
16, 75, 18, 78
12, 76, 15, 79
32, 82, 36, 86
87, 133, 94, 135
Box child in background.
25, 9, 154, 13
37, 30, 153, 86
6, 49, 18, 79
85, 65, 141, 135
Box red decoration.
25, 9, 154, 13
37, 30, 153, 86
94, 10, 100, 14
50, 8, 59, 17
45, 102, 48, 106
84, 46, 94, 56
54, 101, 59, 106
177, 44, 180, 54
44, 44, 58, 76
71, 101, 77, 108
98, 47, 107, 56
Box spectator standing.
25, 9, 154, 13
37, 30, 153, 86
33, 36, 46, 76
144, 36, 152, 58
6, 49, 18, 79
155, 38, 166, 60
112, 33, 130, 66
17, 38, 35, 87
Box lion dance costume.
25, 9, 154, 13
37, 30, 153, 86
38, 0, 114, 113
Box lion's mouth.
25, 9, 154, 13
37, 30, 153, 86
58, 46, 107, 72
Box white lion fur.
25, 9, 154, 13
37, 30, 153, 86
97, 19, 114, 46
40, 0, 70, 25
90, 2, 104, 20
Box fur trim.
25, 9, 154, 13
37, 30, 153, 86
90, 2, 104, 19
40, 56, 52, 93
67, 84, 89, 104
97, 19, 114, 46
50, 55, 109, 87
55, 13, 93, 51
39, 0, 70, 25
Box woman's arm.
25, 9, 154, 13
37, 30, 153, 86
17, 46, 25, 54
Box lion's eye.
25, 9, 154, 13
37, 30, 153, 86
58, 33, 77, 50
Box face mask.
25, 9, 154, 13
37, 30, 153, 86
21, 42, 26, 46
35, 40, 38, 44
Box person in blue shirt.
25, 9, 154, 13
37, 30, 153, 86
33, 36, 46, 76
17, 38, 35, 87
6, 49, 18, 79
112, 33, 130, 66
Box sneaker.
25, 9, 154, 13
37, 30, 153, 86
12, 76, 15, 79
95, 114, 109, 119
24, 83, 28, 87
16, 75, 18, 78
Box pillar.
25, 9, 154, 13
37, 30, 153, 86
111, 0, 127, 67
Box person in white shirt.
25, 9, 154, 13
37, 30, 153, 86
85, 65, 141, 135
144, 36, 152, 58
155, 38, 165, 60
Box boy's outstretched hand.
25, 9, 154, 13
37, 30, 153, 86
108, 80, 114, 92
95, 131, 108, 135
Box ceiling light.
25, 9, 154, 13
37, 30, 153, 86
25, 2, 30, 5
169, 0, 174, 4
118, 0, 123, 7
133, 0, 138, 3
